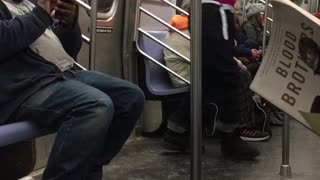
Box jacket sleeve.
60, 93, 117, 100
234, 46, 252, 58
241, 24, 260, 49
0, 6, 53, 61
53, 21, 82, 60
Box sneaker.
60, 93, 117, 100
239, 128, 270, 142
221, 133, 260, 160
162, 129, 206, 153
268, 111, 283, 126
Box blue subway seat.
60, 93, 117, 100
0, 121, 50, 147
138, 31, 189, 97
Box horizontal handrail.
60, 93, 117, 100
160, 0, 189, 16
74, 62, 87, 70
75, 0, 91, 11
82, 34, 90, 44
259, 0, 273, 7
136, 41, 190, 85
138, 28, 190, 64
140, 7, 191, 40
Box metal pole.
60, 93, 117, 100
262, 0, 269, 56
280, 113, 292, 178
134, 0, 141, 42
138, 28, 190, 63
190, 0, 202, 179
89, 0, 98, 70
242, 0, 247, 23
75, 0, 91, 11
140, 7, 191, 40
160, 0, 189, 16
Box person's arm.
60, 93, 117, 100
241, 23, 260, 49
53, 0, 81, 59
234, 46, 252, 58
53, 20, 82, 59
0, 6, 53, 61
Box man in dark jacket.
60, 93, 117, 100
0, 0, 144, 179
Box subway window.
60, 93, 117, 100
86, 0, 118, 20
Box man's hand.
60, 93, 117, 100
54, 0, 77, 29
37, 0, 51, 14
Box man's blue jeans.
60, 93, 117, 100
12, 70, 145, 180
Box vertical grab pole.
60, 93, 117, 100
242, 0, 247, 23
190, 0, 202, 179
134, 0, 142, 42
89, 0, 98, 70
280, 113, 292, 178
262, 0, 269, 56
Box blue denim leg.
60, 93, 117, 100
70, 70, 145, 180
14, 78, 115, 180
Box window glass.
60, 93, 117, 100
86, 0, 117, 19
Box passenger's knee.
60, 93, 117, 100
127, 84, 145, 111
94, 98, 115, 118
81, 97, 115, 134
118, 83, 145, 122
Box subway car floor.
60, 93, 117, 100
103, 120, 320, 180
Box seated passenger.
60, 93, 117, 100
0, 0, 144, 179
237, 7, 284, 125
238, 3, 266, 50
163, 1, 190, 88
163, 0, 271, 160
234, 15, 261, 77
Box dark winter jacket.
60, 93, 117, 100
238, 21, 264, 49
234, 46, 252, 58
0, 1, 82, 124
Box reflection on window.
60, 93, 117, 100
97, 0, 114, 12
86, 0, 117, 20
87, 0, 114, 12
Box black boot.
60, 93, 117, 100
221, 131, 260, 160
162, 129, 206, 153
162, 129, 189, 151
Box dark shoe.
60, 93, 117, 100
162, 129, 189, 151
162, 129, 206, 153
263, 103, 283, 126
268, 111, 283, 126
239, 128, 270, 142
221, 133, 260, 160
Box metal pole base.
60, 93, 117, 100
280, 165, 292, 179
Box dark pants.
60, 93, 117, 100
12, 70, 145, 180
246, 62, 260, 78
168, 69, 257, 133
170, 3, 259, 133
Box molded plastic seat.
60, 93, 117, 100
138, 31, 189, 96
0, 121, 48, 147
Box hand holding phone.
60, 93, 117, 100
54, 0, 77, 29
37, 0, 51, 14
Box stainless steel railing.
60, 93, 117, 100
135, 0, 191, 85
135, 1, 202, 179
75, 0, 98, 71
160, 0, 189, 16
139, 7, 190, 40
260, 0, 292, 178
138, 28, 190, 63
190, 0, 202, 179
